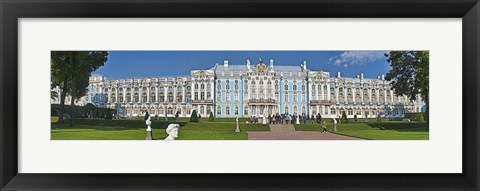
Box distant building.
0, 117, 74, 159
57, 58, 424, 118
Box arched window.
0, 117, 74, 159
142, 93, 147, 102
110, 93, 116, 103
338, 93, 345, 103
159, 92, 165, 102
126, 93, 131, 102
244, 106, 249, 115
150, 93, 155, 102
285, 106, 289, 114
118, 93, 124, 103
293, 84, 297, 91
217, 106, 222, 115
168, 92, 174, 102
284, 84, 288, 91
177, 92, 182, 102
226, 106, 230, 115
235, 106, 239, 115
134, 93, 139, 103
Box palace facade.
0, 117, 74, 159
64, 58, 425, 118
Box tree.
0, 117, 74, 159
208, 112, 214, 122
385, 51, 429, 128
51, 51, 109, 126
190, 110, 199, 122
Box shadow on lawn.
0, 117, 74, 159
366, 122, 428, 132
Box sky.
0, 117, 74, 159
93, 51, 392, 79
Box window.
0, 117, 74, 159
244, 106, 249, 115
150, 93, 155, 102
330, 108, 336, 115
195, 84, 199, 89
201, 92, 205, 100
284, 84, 288, 91
207, 92, 211, 99
217, 106, 221, 115
194, 92, 198, 100
285, 106, 289, 114
168, 92, 174, 102
235, 106, 239, 115
293, 84, 297, 91
348, 109, 353, 115
285, 94, 289, 102
226, 107, 230, 115
167, 107, 173, 114
201, 84, 205, 89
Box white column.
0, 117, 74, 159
147, 87, 150, 103
173, 86, 177, 102
352, 88, 356, 104
390, 90, 394, 103
326, 84, 331, 100
384, 89, 387, 103
343, 87, 347, 104
114, 88, 118, 104
368, 89, 372, 104
164, 86, 168, 103
155, 87, 159, 103
335, 86, 339, 104
319, 84, 323, 100
108, 88, 112, 103
130, 88, 134, 103
191, 82, 195, 101
182, 86, 186, 103
138, 87, 142, 103
123, 88, 126, 103
360, 89, 364, 104
376, 89, 380, 104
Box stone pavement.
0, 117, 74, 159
247, 124, 362, 140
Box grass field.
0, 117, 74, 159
51, 117, 268, 140
51, 117, 428, 140
295, 122, 428, 140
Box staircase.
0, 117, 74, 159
269, 124, 295, 132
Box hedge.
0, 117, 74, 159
51, 104, 116, 118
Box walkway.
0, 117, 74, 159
247, 124, 362, 140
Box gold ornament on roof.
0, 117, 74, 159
254, 57, 268, 74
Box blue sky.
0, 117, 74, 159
93, 51, 392, 79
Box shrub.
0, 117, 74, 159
105, 109, 112, 120
342, 111, 348, 123
208, 112, 214, 122
190, 110, 199, 122
404, 112, 425, 122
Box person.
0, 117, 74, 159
286, 114, 290, 124
198, 113, 201, 122
354, 114, 357, 124
268, 114, 272, 124
318, 113, 322, 124
333, 117, 337, 132
321, 121, 328, 133
303, 114, 307, 124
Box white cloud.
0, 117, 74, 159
328, 51, 389, 67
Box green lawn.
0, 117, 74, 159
51, 118, 268, 140
295, 122, 428, 140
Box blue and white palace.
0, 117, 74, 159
67, 58, 425, 118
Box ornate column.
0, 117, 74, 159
155, 86, 159, 103
108, 87, 112, 104
147, 86, 150, 103
368, 88, 372, 104
360, 88, 364, 104
352, 88, 356, 104
335, 86, 339, 104
138, 86, 142, 103
182, 85, 186, 103
130, 87, 134, 103
115, 88, 118, 104
326, 83, 331, 101
173, 86, 177, 102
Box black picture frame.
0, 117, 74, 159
1, 0, 479, 190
